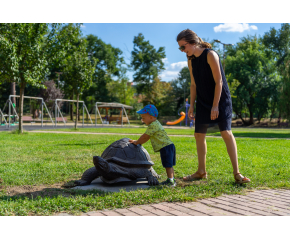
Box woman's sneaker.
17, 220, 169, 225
161, 178, 176, 187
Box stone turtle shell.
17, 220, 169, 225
100, 138, 154, 168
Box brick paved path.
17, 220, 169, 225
56, 189, 290, 216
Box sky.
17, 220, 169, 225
80, 23, 284, 82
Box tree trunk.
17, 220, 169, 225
10, 82, 16, 105
75, 93, 79, 130
249, 111, 254, 125
70, 92, 74, 121
18, 81, 26, 133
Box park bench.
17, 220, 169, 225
56, 117, 67, 123
260, 122, 268, 127
107, 116, 128, 124
278, 122, 288, 127
236, 121, 243, 126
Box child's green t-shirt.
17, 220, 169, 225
145, 120, 173, 152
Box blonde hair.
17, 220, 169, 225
177, 29, 211, 59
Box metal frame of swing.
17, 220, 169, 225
95, 102, 131, 126
54, 99, 93, 127
0, 108, 8, 127
3, 95, 54, 128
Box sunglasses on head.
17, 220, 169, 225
178, 43, 188, 51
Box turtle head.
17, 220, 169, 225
93, 156, 110, 173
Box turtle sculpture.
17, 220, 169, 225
75, 138, 159, 186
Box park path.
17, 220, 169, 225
56, 189, 290, 216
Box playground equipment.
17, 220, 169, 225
166, 112, 186, 125
95, 102, 132, 126
0, 108, 8, 127
166, 98, 194, 127
54, 99, 93, 127
1, 95, 54, 128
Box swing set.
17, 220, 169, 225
1, 95, 54, 128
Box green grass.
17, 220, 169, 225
0, 131, 289, 215
36, 126, 290, 138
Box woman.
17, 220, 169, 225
177, 29, 250, 183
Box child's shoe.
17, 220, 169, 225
161, 178, 176, 187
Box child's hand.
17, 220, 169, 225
129, 139, 138, 145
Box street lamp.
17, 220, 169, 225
55, 72, 63, 88
214, 39, 234, 73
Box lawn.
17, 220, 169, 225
0, 131, 289, 216
35, 126, 290, 138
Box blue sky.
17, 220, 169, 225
81, 23, 283, 82
2, 1, 286, 83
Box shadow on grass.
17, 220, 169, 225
58, 142, 108, 146
0, 177, 248, 202
209, 132, 290, 139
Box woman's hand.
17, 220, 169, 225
211, 106, 219, 120
188, 106, 195, 120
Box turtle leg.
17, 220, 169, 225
146, 171, 159, 186
74, 167, 100, 186
149, 167, 161, 179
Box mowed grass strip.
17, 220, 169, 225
0, 131, 289, 216
34, 126, 290, 138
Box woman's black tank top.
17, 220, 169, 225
191, 48, 232, 124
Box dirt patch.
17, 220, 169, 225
1, 181, 77, 199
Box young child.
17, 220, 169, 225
129, 104, 177, 187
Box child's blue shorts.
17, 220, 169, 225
159, 144, 176, 168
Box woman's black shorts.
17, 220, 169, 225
195, 117, 232, 134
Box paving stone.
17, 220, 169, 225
101, 211, 123, 216
219, 195, 282, 216
226, 195, 290, 216
200, 199, 259, 216
127, 207, 151, 215
175, 202, 209, 216
140, 205, 173, 216
87, 212, 106, 216
162, 202, 237, 216
208, 197, 277, 216
256, 191, 290, 203
247, 192, 290, 206
114, 209, 139, 216
185, 201, 237, 216
55, 213, 73, 216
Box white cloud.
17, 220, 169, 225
214, 23, 258, 33
159, 61, 187, 81
162, 58, 168, 63
81, 24, 86, 28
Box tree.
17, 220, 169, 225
131, 33, 166, 104
150, 77, 174, 116
106, 67, 136, 106
82, 34, 125, 110
263, 23, 290, 120
39, 80, 64, 110
61, 37, 96, 129
170, 67, 191, 113
0, 23, 61, 133
226, 35, 280, 125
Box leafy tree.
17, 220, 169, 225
0, 23, 62, 133
226, 35, 280, 125
82, 34, 125, 110
131, 33, 166, 104
263, 23, 290, 120
170, 67, 191, 113
106, 67, 136, 106
39, 80, 64, 110
61, 37, 96, 129
150, 77, 174, 116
